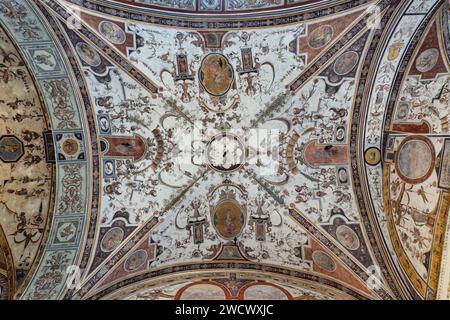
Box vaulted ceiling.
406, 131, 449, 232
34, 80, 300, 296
0, 0, 449, 300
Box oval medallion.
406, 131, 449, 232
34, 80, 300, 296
76, 42, 101, 67
336, 225, 360, 251
99, 21, 126, 45
335, 126, 345, 142
415, 48, 439, 73
212, 201, 245, 240
337, 168, 348, 184
312, 250, 336, 272
100, 227, 124, 253
199, 53, 234, 96
333, 51, 359, 76
395, 136, 435, 184
124, 249, 148, 272
308, 25, 334, 49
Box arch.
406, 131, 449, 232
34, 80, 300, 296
87, 262, 371, 300
237, 281, 293, 300
175, 281, 232, 300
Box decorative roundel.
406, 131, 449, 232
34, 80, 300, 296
336, 225, 360, 251
364, 147, 382, 166
199, 53, 234, 97
206, 133, 246, 173
395, 136, 435, 184
75, 42, 102, 67
124, 249, 148, 272
312, 250, 337, 272
100, 227, 124, 253
104, 159, 115, 177
333, 51, 359, 76
415, 48, 439, 73
62, 139, 79, 156
337, 168, 349, 184
308, 25, 334, 49
99, 21, 126, 45
98, 115, 111, 134
212, 201, 245, 240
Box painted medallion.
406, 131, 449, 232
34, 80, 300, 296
333, 51, 359, 76
199, 53, 234, 96
124, 249, 148, 272
395, 136, 435, 184
312, 250, 336, 272
308, 25, 334, 49
336, 225, 360, 251
364, 147, 381, 166
75, 42, 102, 67
415, 48, 439, 73
99, 21, 126, 45
212, 201, 245, 240
101, 227, 124, 253
62, 139, 79, 156
0, 136, 24, 163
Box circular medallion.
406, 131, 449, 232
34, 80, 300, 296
212, 201, 245, 240
62, 139, 79, 156
336, 225, 360, 251
199, 53, 234, 96
395, 136, 435, 184
100, 227, 124, 252
124, 249, 148, 272
75, 42, 102, 67
99, 21, 126, 45
207, 133, 245, 173
415, 48, 439, 73
312, 250, 336, 272
333, 51, 359, 76
364, 147, 381, 166
308, 25, 334, 49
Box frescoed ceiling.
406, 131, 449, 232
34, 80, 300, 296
0, 0, 449, 300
